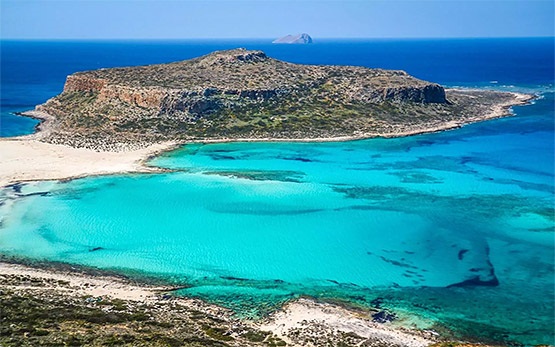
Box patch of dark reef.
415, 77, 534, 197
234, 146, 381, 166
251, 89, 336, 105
447, 276, 499, 288
203, 169, 305, 183
333, 185, 554, 222
458, 249, 469, 260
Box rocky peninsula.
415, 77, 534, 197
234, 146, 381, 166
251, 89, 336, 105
28, 48, 531, 151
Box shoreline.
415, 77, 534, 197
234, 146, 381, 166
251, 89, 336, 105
0, 91, 534, 188
0, 136, 179, 187
0, 259, 438, 346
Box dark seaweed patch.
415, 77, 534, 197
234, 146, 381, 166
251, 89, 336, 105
208, 204, 324, 216
6, 182, 24, 193
277, 155, 314, 163
209, 154, 237, 160
390, 171, 443, 184
204, 170, 305, 183
460, 156, 473, 164
209, 149, 236, 153
371, 155, 474, 174
447, 275, 499, 288
529, 227, 555, 232
220, 276, 249, 282
20, 191, 49, 198
489, 178, 555, 193
333, 185, 555, 222
458, 249, 469, 260
370, 297, 384, 308
378, 256, 419, 270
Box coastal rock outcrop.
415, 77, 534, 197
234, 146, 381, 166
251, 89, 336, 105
64, 75, 107, 93
273, 33, 313, 44
34, 48, 522, 149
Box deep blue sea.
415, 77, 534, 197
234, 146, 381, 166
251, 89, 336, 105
1, 38, 554, 346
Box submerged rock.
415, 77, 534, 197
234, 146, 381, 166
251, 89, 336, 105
372, 310, 397, 323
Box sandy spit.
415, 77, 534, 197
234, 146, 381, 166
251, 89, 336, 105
0, 138, 177, 187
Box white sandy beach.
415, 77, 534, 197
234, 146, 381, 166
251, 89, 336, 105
0, 138, 177, 187
261, 298, 435, 346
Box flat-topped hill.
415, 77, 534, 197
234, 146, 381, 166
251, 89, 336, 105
33, 48, 525, 150
63, 48, 445, 102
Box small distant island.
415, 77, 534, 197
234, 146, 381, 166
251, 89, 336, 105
25, 48, 530, 151
272, 33, 313, 44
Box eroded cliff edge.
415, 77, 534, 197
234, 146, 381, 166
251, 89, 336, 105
32, 48, 529, 150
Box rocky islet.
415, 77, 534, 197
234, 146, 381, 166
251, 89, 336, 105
32, 48, 526, 150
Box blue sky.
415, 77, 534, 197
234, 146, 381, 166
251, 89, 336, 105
1, 0, 553, 39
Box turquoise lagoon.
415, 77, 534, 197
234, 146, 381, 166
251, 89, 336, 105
1, 92, 554, 345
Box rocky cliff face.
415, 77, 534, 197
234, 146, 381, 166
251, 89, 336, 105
378, 84, 446, 103
36, 48, 514, 149
54, 49, 447, 116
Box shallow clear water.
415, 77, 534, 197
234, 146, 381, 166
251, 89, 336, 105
0, 39, 554, 345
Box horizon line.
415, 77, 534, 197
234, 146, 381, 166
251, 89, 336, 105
1, 36, 554, 42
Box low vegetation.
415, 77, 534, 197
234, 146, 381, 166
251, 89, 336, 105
0, 273, 287, 347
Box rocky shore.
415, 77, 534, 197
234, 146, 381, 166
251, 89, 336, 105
17, 90, 534, 151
